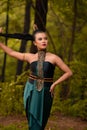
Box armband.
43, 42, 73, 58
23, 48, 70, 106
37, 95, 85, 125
23, 53, 25, 60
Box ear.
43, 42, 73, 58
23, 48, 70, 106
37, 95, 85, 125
33, 41, 36, 46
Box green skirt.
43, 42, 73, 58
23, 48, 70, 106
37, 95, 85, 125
24, 81, 53, 130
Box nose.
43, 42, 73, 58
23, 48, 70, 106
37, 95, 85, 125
41, 38, 45, 42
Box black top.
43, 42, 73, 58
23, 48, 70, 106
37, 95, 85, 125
30, 61, 55, 78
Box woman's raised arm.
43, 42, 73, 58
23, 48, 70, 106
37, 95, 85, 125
0, 42, 30, 61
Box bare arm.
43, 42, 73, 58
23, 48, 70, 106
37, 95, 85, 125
50, 54, 73, 93
54, 55, 72, 85
0, 42, 30, 61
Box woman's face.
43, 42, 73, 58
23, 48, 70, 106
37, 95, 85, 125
34, 32, 48, 50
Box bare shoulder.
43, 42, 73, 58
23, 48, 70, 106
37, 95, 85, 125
46, 52, 60, 64
47, 52, 56, 57
24, 52, 36, 63
47, 52, 59, 58
47, 52, 64, 65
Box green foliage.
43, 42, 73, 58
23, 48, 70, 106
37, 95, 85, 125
0, 121, 28, 130
0, 82, 24, 115
57, 99, 87, 120
52, 61, 87, 120
0, 125, 17, 130
0, 71, 29, 115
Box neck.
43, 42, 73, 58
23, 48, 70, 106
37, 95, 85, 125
38, 49, 46, 52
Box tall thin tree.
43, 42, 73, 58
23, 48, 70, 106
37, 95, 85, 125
1, 0, 9, 82
60, 0, 78, 100
15, 0, 32, 77
68, 0, 77, 62
30, 0, 48, 53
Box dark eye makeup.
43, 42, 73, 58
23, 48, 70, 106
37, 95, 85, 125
38, 37, 48, 40
38, 38, 42, 40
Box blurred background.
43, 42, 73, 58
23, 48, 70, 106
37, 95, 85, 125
0, 0, 87, 129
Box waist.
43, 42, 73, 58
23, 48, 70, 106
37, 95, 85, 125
29, 74, 53, 83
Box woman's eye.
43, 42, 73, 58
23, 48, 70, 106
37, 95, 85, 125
38, 37, 48, 40
44, 37, 48, 40
38, 38, 42, 40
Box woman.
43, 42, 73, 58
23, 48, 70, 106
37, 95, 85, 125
0, 28, 72, 130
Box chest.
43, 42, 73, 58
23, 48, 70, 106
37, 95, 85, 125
30, 61, 55, 77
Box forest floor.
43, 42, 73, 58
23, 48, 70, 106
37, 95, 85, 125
0, 112, 87, 130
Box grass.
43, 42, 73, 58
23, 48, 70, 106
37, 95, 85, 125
0, 124, 87, 130
0, 124, 74, 130
0, 121, 28, 130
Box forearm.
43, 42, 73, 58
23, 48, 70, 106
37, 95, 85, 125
0, 42, 14, 56
0, 42, 29, 61
53, 72, 72, 86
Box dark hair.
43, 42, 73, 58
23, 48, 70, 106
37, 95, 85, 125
32, 29, 46, 41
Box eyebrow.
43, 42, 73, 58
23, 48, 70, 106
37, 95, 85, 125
37, 37, 47, 39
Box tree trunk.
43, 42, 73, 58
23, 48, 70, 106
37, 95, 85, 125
60, 0, 78, 100
1, 0, 9, 82
15, 0, 31, 78
68, 0, 77, 62
30, 0, 48, 53
34, 0, 48, 30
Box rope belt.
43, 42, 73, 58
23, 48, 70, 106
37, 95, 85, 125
29, 74, 53, 82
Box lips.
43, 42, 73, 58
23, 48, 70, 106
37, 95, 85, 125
42, 43, 46, 46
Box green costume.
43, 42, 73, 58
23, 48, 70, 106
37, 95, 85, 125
24, 51, 55, 130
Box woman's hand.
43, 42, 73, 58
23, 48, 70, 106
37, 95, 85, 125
49, 83, 56, 97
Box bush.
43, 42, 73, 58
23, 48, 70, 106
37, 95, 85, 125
52, 61, 87, 120
0, 71, 29, 115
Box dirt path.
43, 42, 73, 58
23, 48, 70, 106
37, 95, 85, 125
46, 113, 87, 130
0, 113, 87, 130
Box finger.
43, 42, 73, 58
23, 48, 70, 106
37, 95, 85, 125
49, 88, 52, 92
49, 88, 54, 97
51, 91, 54, 97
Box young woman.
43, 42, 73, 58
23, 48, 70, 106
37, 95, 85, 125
0, 29, 72, 130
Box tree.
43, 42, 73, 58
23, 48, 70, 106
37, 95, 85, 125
15, 0, 32, 77
68, 0, 77, 62
30, 0, 48, 53
1, 0, 9, 82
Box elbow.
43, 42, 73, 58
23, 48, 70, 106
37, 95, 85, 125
69, 70, 73, 77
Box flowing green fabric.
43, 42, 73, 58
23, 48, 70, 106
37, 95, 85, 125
24, 81, 44, 129
24, 80, 53, 130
